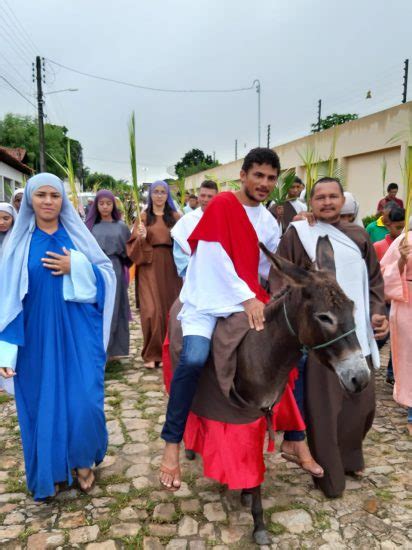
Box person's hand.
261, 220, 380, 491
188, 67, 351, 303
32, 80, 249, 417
0, 368, 15, 379
293, 211, 316, 226
371, 313, 389, 340
136, 222, 147, 239
41, 248, 71, 276
398, 238, 411, 273
243, 298, 265, 331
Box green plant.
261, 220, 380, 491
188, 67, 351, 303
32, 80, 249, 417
128, 111, 142, 223
381, 157, 387, 196
267, 169, 296, 205
362, 214, 378, 228
299, 146, 320, 207
48, 140, 79, 210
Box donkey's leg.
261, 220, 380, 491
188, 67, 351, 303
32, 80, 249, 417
251, 485, 270, 545
240, 488, 253, 507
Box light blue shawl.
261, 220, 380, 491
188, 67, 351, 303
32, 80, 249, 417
0, 173, 116, 349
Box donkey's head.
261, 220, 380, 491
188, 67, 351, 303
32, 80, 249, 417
261, 238, 370, 393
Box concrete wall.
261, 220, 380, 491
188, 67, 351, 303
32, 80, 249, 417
185, 102, 412, 218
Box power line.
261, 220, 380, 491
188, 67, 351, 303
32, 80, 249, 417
46, 58, 256, 93
0, 74, 37, 108
84, 156, 170, 168
1, 0, 40, 56
0, 19, 32, 66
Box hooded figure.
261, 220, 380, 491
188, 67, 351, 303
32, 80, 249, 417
341, 191, 362, 226
11, 187, 25, 212
0, 173, 116, 500
0, 202, 17, 258
86, 189, 131, 358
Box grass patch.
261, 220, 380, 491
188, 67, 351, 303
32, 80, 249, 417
0, 393, 12, 405
122, 532, 144, 549
105, 361, 126, 382
97, 519, 112, 536
375, 489, 394, 501
119, 419, 132, 444
268, 521, 286, 536
5, 467, 27, 494
18, 527, 36, 543
99, 473, 129, 488
314, 510, 331, 530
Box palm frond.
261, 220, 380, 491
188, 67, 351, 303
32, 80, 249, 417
268, 169, 296, 205
128, 111, 141, 223
381, 157, 387, 196
298, 146, 320, 207
47, 140, 79, 210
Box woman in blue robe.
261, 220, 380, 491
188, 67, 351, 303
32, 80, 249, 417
0, 174, 116, 500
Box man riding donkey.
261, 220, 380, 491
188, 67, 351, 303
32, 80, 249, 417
277, 176, 389, 498
159, 148, 323, 491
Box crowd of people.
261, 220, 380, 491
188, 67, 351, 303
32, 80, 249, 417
0, 150, 410, 503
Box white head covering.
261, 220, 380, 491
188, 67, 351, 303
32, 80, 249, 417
341, 192, 362, 226
0, 203, 17, 258
12, 187, 25, 199
0, 173, 116, 348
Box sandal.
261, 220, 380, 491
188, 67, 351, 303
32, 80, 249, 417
76, 469, 96, 494
159, 464, 181, 492
280, 450, 324, 478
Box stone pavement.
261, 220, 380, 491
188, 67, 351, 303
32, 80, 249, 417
0, 314, 411, 549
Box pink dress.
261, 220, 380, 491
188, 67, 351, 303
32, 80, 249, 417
381, 232, 412, 407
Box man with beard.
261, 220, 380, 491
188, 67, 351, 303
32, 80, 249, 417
159, 148, 319, 491
276, 176, 388, 497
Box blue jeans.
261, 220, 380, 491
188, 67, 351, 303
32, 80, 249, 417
408, 408, 412, 424
283, 355, 306, 442
161, 335, 211, 444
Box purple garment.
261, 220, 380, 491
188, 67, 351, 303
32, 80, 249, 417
85, 189, 122, 230
147, 180, 177, 213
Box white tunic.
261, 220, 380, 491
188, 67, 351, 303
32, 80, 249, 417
178, 204, 279, 338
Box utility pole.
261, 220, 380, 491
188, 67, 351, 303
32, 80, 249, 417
316, 99, 322, 132
213, 151, 216, 162
267, 124, 271, 148
34, 56, 46, 171
235, 139, 238, 161
253, 79, 261, 146
402, 58, 409, 104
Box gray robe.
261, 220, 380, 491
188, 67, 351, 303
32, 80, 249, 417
92, 221, 131, 357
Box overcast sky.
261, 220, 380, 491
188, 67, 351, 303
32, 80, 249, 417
1, 0, 411, 182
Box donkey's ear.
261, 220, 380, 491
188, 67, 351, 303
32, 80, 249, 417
316, 236, 336, 275
260, 242, 310, 288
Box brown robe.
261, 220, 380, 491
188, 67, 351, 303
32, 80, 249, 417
276, 221, 386, 498
128, 213, 182, 362
269, 200, 300, 233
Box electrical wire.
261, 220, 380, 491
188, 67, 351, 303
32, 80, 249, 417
0, 19, 32, 66
0, 74, 37, 108
1, 0, 40, 56
46, 58, 257, 93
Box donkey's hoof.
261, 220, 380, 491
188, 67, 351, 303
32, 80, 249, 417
184, 449, 196, 461
240, 491, 252, 507
253, 529, 271, 545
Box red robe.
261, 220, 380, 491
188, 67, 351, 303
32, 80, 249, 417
163, 192, 305, 489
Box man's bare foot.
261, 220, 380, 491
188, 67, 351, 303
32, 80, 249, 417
407, 423, 412, 437
144, 361, 155, 369
160, 442, 181, 491
280, 440, 324, 478
77, 468, 95, 492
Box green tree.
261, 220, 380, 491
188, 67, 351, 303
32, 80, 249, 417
84, 171, 130, 195
311, 113, 358, 133
175, 148, 219, 178
0, 113, 83, 178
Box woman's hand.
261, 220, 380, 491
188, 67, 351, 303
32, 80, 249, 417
136, 222, 147, 239
41, 247, 71, 276
0, 368, 15, 379
398, 238, 410, 274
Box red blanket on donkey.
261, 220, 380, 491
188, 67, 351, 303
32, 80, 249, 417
163, 192, 305, 490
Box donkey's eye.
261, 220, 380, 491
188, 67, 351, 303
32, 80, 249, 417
315, 313, 336, 326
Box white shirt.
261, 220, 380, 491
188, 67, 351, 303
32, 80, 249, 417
178, 203, 279, 338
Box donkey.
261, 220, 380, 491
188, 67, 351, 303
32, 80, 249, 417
225, 238, 370, 545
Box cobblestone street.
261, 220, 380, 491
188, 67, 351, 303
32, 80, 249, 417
1, 310, 411, 549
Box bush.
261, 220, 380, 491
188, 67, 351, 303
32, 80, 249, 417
362, 214, 378, 228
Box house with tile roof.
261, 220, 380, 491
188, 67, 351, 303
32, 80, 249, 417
0, 146, 33, 200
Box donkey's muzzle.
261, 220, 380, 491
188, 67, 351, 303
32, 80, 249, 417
334, 352, 370, 393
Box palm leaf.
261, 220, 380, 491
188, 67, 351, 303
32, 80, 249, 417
47, 140, 79, 210
128, 111, 141, 223
298, 146, 320, 207
268, 169, 296, 204
381, 157, 387, 196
